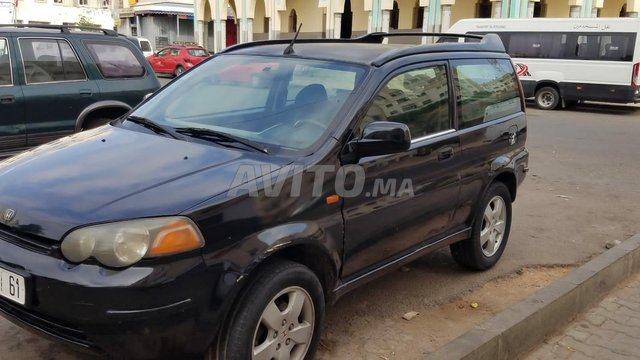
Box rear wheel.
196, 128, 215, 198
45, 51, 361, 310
535, 86, 561, 110
215, 260, 324, 360
450, 182, 512, 270
174, 65, 185, 77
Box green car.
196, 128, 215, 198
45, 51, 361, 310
0, 24, 161, 157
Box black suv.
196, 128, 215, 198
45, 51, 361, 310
0, 33, 528, 359
0, 24, 160, 157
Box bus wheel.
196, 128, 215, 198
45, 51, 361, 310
535, 87, 561, 110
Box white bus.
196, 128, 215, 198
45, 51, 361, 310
447, 18, 640, 110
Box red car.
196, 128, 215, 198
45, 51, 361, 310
146, 45, 209, 77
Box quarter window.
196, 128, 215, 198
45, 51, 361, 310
19, 38, 86, 84
0, 38, 11, 85
140, 41, 152, 52
85, 41, 145, 78
452, 59, 521, 129
361, 65, 451, 139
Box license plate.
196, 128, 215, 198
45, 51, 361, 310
0, 268, 25, 305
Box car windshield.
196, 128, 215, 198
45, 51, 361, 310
187, 48, 208, 57
130, 55, 367, 155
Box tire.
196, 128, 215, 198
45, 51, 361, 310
535, 86, 561, 110
450, 182, 512, 270
174, 65, 185, 77
81, 117, 110, 131
215, 260, 325, 360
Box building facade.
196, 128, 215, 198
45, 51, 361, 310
116, 0, 195, 50
9, 0, 114, 28
194, 0, 640, 52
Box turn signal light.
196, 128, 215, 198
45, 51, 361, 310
147, 219, 204, 256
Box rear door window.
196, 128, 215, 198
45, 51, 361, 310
19, 38, 86, 84
452, 58, 522, 129
84, 41, 145, 79
169, 48, 180, 56
187, 48, 208, 57
0, 38, 11, 85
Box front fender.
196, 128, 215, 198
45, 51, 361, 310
74, 101, 132, 132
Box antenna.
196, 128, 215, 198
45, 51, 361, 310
284, 23, 303, 55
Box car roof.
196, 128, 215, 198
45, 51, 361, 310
0, 24, 118, 36
221, 32, 506, 66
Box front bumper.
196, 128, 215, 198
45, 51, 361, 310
0, 229, 224, 359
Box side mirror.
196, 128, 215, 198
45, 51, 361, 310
348, 121, 411, 158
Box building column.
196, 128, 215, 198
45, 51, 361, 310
381, 9, 390, 41
527, 1, 535, 17
247, 18, 253, 42
239, 18, 248, 43
569, 5, 581, 17
333, 13, 342, 39
197, 20, 205, 47
492, 0, 503, 18
367, 11, 372, 33
441, 5, 452, 32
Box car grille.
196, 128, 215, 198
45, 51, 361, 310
0, 224, 56, 255
0, 297, 94, 349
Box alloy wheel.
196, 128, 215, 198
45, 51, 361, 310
480, 195, 507, 257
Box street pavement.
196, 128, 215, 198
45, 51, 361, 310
527, 271, 640, 360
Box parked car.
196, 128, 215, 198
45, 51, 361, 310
128, 36, 154, 57
0, 32, 528, 359
147, 44, 210, 77
0, 24, 161, 157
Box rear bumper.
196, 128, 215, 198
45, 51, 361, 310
0, 235, 225, 359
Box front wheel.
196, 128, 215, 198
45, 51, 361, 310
450, 182, 512, 270
535, 86, 561, 110
215, 260, 324, 360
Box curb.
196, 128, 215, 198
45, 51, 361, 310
424, 234, 640, 360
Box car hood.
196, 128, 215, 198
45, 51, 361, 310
0, 125, 290, 240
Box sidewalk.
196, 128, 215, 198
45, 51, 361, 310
526, 271, 640, 360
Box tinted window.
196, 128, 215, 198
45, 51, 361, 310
0, 38, 11, 85
453, 59, 521, 129
478, 31, 636, 61
140, 40, 152, 52
187, 48, 208, 57
361, 65, 450, 139
19, 38, 85, 84
85, 41, 145, 79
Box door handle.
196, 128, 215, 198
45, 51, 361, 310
0, 95, 15, 104
437, 146, 454, 161
79, 89, 92, 96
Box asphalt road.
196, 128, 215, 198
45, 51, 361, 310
1, 102, 639, 359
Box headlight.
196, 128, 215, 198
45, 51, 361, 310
61, 217, 204, 268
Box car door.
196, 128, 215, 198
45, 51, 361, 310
341, 62, 462, 278
150, 48, 168, 72
0, 36, 26, 152
167, 48, 180, 73
449, 58, 526, 229
17, 37, 99, 146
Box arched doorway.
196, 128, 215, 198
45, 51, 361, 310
534, 0, 547, 17
341, 0, 353, 38
476, 0, 492, 18
289, 9, 297, 32
390, 1, 399, 30
620, 4, 628, 17
253, 0, 268, 40
413, 1, 424, 29
226, 2, 238, 46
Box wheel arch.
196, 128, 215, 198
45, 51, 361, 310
534, 80, 560, 95
74, 101, 132, 132
492, 171, 517, 202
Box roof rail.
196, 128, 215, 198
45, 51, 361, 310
221, 32, 500, 54
0, 24, 117, 36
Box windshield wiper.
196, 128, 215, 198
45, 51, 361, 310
176, 127, 269, 154
126, 116, 184, 140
